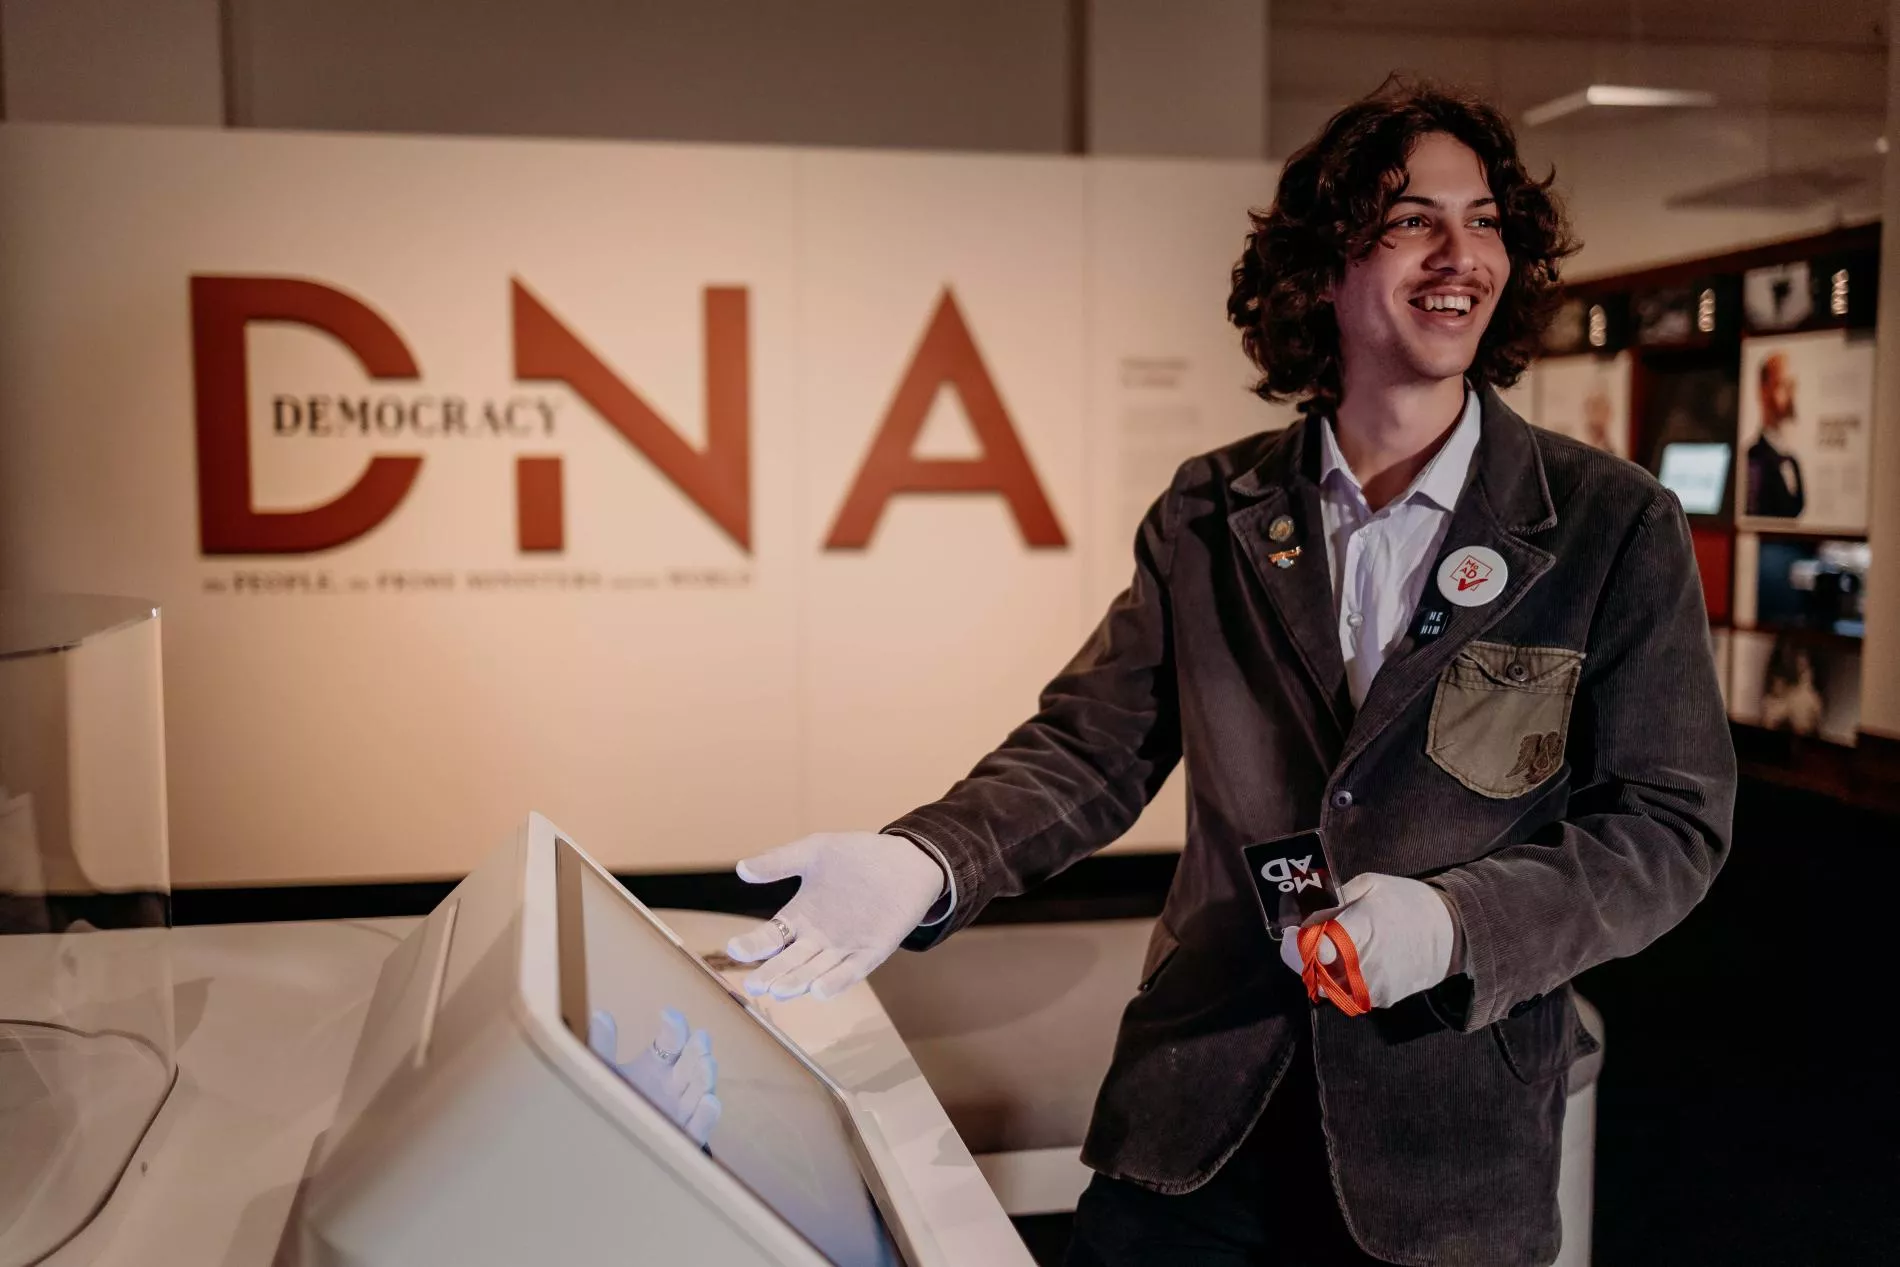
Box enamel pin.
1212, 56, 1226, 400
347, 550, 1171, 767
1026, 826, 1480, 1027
1268, 514, 1295, 543
1436, 546, 1508, 607
1268, 546, 1301, 569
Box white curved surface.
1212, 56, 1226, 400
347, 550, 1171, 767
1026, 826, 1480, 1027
41, 913, 1027, 1267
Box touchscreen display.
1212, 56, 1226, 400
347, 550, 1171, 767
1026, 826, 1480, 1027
556, 842, 903, 1267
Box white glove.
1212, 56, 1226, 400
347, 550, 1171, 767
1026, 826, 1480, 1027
727, 832, 948, 1002
588, 1007, 722, 1146
1277, 872, 1457, 1010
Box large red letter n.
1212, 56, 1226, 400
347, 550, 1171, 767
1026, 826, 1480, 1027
513, 280, 751, 552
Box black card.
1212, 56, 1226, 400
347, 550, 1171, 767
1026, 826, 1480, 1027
1242, 829, 1342, 941
1409, 603, 1451, 643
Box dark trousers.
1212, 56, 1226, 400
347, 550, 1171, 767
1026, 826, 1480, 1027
1065, 1042, 1387, 1267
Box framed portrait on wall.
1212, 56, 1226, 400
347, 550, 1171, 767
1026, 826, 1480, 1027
1736, 329, 1875, 534
1742, 261, 1814, 333
1531, 351, 1631, 459
1728, 628, 1861, 747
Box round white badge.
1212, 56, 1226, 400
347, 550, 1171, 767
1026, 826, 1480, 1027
1436, 546, 1509, 608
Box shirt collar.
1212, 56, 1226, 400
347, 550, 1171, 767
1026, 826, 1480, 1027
1320, 386, 1482, 513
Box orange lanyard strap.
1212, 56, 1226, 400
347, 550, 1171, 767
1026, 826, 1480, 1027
1298, 920, 1372, 1017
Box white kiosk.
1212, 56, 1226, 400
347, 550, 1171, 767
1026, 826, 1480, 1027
300, 814, 941, 1267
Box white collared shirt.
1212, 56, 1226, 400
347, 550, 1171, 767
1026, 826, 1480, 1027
1319, 389, 1483, 708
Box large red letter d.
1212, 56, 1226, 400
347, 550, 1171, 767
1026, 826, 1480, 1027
191, 276, 423, 554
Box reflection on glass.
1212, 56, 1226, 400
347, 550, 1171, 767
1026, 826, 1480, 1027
563, 848, 902, 1267
0, 594, 174, 1266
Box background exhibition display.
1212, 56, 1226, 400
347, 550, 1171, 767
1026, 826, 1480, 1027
1525, 352, 1633, 459
1554, 223, 1881, 753
0, 123, 1294, 889
1736, 329, 1876, 533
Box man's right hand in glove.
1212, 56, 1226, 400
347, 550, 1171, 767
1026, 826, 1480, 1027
726, 832, 948, 1002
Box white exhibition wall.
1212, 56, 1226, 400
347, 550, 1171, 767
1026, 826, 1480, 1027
0, 123, 1295, 886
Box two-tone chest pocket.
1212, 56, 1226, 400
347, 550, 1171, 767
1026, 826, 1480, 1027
1427, 641, 1585, 799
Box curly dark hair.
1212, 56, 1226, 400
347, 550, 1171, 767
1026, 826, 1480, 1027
1228, 78, 1578, 412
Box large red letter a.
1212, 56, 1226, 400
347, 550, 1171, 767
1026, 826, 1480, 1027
826, 289, 1066, 550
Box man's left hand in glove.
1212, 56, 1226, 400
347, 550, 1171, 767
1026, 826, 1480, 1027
1278, 872, 1461, 1010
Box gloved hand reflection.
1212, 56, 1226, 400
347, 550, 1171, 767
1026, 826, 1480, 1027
1276, 873, 1457, 1010
588, 1007, 722, 1147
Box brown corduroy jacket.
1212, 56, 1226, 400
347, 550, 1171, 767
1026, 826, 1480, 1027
890, 387, 1735, 1267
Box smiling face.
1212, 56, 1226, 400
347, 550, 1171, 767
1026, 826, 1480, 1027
1329, 131, 1512, 394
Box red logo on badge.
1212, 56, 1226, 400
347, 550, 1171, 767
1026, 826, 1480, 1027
1451, 554, 1493, 591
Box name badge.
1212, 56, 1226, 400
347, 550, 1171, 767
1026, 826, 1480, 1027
1436, 545, 1509, 608
1409, 604, 1451, 642
1242, 829, 1342, 941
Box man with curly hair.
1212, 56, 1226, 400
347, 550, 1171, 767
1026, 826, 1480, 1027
727, 81, 1734, 1265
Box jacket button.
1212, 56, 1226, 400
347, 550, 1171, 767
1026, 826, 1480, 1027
1506, 661, 1529, 682
1331, 789, 1354, 809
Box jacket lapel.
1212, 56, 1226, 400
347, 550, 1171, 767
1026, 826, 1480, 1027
1335, 387, 1558, 770
1229, 418, 1350, 731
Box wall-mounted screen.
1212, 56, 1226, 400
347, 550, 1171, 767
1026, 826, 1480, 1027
1657, 442, 1733, 516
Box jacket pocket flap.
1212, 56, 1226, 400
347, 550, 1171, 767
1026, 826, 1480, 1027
1449, 642, 1585, 694
1492, 990, 1577, 1084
